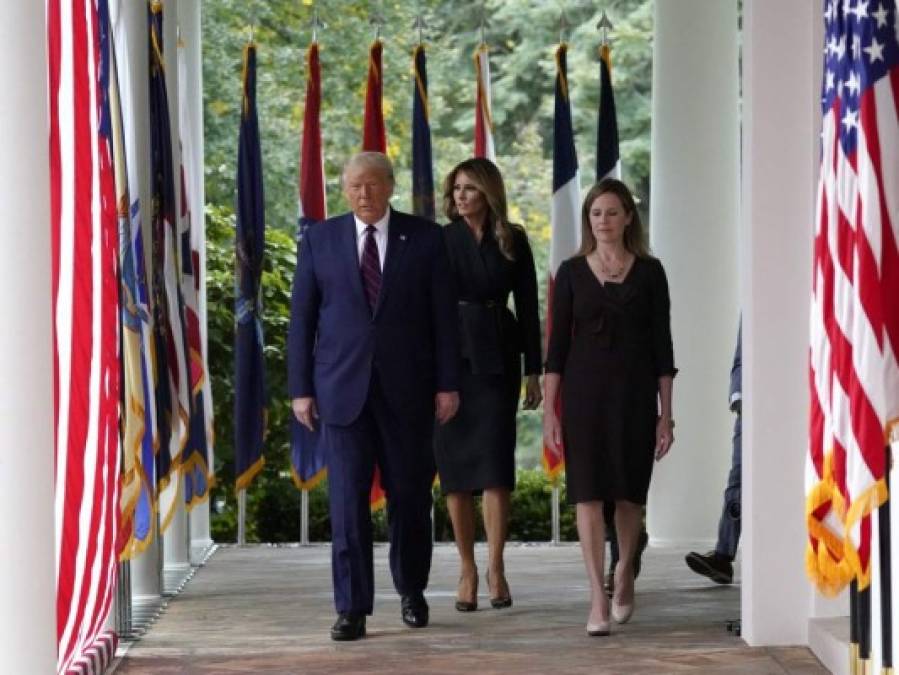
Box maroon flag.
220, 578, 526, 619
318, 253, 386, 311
362, 40, 387, 152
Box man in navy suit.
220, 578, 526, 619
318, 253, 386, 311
289, 152, 460, 641
685, 322, 742, 584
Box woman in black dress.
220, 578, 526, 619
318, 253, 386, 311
434, 158, 542, 612
543, 178, 676, 636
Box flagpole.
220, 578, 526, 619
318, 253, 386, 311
880, 443, 894, 675
551, 484, 561, 545
860, 580, 873, 674
597, 10, 613, 47
851, 580, 860, 675
300, 488, 310, 545
238, 488, 247, 545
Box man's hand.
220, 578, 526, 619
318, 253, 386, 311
292, 396, 319, 432
435, 391, 460, 425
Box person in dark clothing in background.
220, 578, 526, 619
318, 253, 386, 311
685, 323, 742, 584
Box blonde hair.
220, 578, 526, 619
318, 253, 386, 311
442, 157, 518, 260
576, 178, 650, 258
342, 151, 395, 185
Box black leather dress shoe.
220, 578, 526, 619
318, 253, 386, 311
401, 593, 429, 628
330, 613, 366, 641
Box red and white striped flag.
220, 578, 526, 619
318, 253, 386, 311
806, 1, 899, 594
49, 0, 122, 671
473, 42, 496, 161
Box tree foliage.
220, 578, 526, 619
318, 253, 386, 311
202, 0, 653, 539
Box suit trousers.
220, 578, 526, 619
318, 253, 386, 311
715, 414, 742, 560
325, 371, 436, 615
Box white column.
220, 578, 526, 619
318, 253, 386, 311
647, 0, 740, 546
161, 0, 192, 581
118, 0, 164, 603
740, 0, 823, 646
178, 0, 214, 562
0, 4, 56, 671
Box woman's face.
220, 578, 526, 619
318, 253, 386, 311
588, 192, 632, 246
453, 170, 488, 222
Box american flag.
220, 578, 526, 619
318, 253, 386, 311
807, 0, 899, 594
49, 0, 121, 671
473, 42, 496, 161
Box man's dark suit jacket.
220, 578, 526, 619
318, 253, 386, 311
288, 209, 459, 426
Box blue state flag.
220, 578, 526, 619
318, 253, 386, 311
234, 42, 267, 491
411, 43, 435, 221
596, 43, 620, 181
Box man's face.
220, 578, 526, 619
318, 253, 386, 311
343, 164, 393, 224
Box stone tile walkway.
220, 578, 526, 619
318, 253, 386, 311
113, 543, 825, 674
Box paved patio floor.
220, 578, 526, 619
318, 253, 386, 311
113, 543, 825, 674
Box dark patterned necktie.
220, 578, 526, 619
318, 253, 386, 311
360, 225, 382, 311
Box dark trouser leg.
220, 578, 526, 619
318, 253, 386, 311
325, 415, 377, 615
369, 375, 436, 597
715, 415, 742, 560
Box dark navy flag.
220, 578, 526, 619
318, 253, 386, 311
595, 43, 620, 181
234, 43, 267, 491
411, 43, 435, 221
148, 1, 190, 529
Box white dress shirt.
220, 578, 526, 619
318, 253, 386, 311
354, 207, 390, 270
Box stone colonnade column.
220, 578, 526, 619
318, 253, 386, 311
178, 0, 214, 563
160, 0, 193, 584
740, 0, 833, 646
647, 0, 740, 546
0, 3, 56, 671
117, 0, 164, 604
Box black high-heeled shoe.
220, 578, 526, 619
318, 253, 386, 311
486, 570, 513, 609
455, 572, 478, 612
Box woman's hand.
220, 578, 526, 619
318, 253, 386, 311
543, 410, 563, 461
655, 415, 675, 460
522, 374, 543, 410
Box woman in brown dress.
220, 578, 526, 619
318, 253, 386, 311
434, 158, 542, 612
543, 178, 676, 636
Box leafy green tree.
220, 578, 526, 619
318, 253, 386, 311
202, 0, 653, 541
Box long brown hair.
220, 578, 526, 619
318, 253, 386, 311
576, 178, 650, 258
442, 157, 518, 260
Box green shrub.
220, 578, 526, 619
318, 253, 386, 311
214, 465, 577, 543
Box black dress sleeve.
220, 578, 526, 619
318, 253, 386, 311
511, 227, 543, 375
649, 258, 677, 378
544, 259, 574, 374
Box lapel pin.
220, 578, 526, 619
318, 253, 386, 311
399, 234, 407, 241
